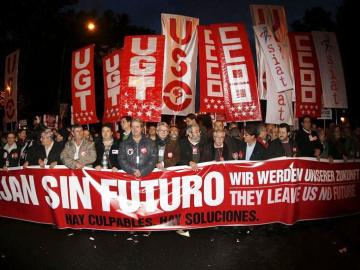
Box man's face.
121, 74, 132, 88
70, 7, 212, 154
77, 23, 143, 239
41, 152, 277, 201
7, 134, 15, 145
73, 127, 84, 141
214, 121, 224, 131
243, 131, 256, 144
148, 126, 156, 136
169, 127, 179, 140
258, 128, 267, 140
18, 130, 26, 141
156, 125, 169, 140
213, 133, 225, 146
302, 117, 312, 131
189, 126, 201, 143
121, 118, 130, 131
83, 130, 90, 140
278, 127, 288, 142
102, 127, 113, 140
131, 121, 142, 137
40, 132, 52, 146
184, 117, 196, 127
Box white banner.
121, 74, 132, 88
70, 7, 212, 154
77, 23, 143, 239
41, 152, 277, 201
3, 50, 20, 123
312, 31, 347, 108
250, 5, 292, 100
161, 13, 199, 115
253, 25, 293, 92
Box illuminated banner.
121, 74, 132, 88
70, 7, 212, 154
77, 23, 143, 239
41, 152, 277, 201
102, 49, 122, 123
161, 13, 199, 116
198, 26, 225, 114
2, 158, 359, 231
120, 35, 165, 122
211, 23, 261, 122
71, 45, 98, 124
289, 33, 322, 118
3, 50, 20, 123
312, 31, 347, 109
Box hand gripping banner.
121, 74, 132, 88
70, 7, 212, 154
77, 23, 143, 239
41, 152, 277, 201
71, 45, 99, 124
312, 31, 348, 109
1, 159, 359, 231
289, 33, 322, 118
120, 35, 165, 122
161, 13, 199, 116
102, 49, 122, 123
3, 50, 19, 123
198, 26, 225, 114
211, 23, 261, 122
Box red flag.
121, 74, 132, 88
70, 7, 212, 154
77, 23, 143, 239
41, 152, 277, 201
120, 35, 165, 122
198, 26, 225, 114
211, 23, 261, 122
71, 45, 98, 124
289, 33, 322, 118
102, 49, 122, 123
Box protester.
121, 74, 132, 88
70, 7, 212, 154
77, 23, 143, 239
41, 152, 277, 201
203, 130, 231, 161
147, 125, 157, 141
120, 116, 132, 141
295, 116, 322, 158
24, 129, 63, 168
17, 128, 34, 166
277, 123, 297, 157
94, 123, 121, 171
60, 124, 96, 169
118, 118, 158, 177
267, 124, 286, 158
327, 125, 347, 160
155, 122, 180, 170
178, 124, 207, 170
239, 124, 267, 161
213, 120, 237, 159
2, 132, 20, 168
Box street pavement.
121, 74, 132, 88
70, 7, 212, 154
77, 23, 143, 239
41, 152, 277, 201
1, 215, 359, 270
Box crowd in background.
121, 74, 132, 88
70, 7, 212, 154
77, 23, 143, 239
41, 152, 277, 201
1, 114, 360, 177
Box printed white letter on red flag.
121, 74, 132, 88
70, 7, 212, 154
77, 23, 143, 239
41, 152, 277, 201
161, 13, 199, 116
289, 33, 322, 118
120, 35, 165, 122
211, 23, 261, 122
198, 26, 225, 114
103, 49, 122, 123
71, 44, 98, 124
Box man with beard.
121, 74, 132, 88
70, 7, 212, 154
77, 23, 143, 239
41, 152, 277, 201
94, 123, 121, 171
179, 124, 207, 170
155, 122, 180, 170
278, 123, 297, 157
118, 118, 158, 177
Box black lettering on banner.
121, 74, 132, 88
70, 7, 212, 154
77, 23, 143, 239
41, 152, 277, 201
87, 214, 153, 228
185, 210, 257, 225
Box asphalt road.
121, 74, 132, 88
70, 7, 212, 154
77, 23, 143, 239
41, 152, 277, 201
1, 215, 359, 270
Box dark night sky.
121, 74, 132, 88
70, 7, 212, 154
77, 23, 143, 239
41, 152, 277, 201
77, 0, 342, 32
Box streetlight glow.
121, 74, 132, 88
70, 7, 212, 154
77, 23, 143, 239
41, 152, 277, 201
87, 21, 96, 31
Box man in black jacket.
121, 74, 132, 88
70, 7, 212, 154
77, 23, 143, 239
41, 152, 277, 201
203, 130, 231, 161
118, 118, 158, 177
295, 116, 322, 157
2, 132, 20, 168
239, 124, 267, 161
24, 129, 64, 168
94, 123, 121, 171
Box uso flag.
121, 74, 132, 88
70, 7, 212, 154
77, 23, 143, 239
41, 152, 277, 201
71, 45, 98, 124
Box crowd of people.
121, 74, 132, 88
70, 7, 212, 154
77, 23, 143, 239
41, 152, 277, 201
1, 114, 359, 177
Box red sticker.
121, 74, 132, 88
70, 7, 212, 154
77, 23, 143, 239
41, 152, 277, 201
168, 152, 173, 158
141, 147, 147, 154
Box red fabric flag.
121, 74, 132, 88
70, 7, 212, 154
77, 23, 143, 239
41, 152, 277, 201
289, 33, 322, 118
71, 44, 98, 124
211, 23, 262, 122
120, 35, 165, 122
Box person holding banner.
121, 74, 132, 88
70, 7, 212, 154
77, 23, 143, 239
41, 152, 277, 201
2, 132, 20, 168
203, 130, 231, 161
118, 118, 158, 177
24, 129, 64, 168
239, 124, 267, 161
295, 116, 322, 158
93, 124, 121, 171
155, 122, 180, 170
277, 123, 297, 157
60, 125, 96, 169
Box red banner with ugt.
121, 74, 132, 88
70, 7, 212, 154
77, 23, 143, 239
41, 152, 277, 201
289, 33, 322, 118
211, 23, 262, 122
120, 35, 165, 122
71, 44, 98, 124
1, 158, 360, 231
102, 49, 122, 123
